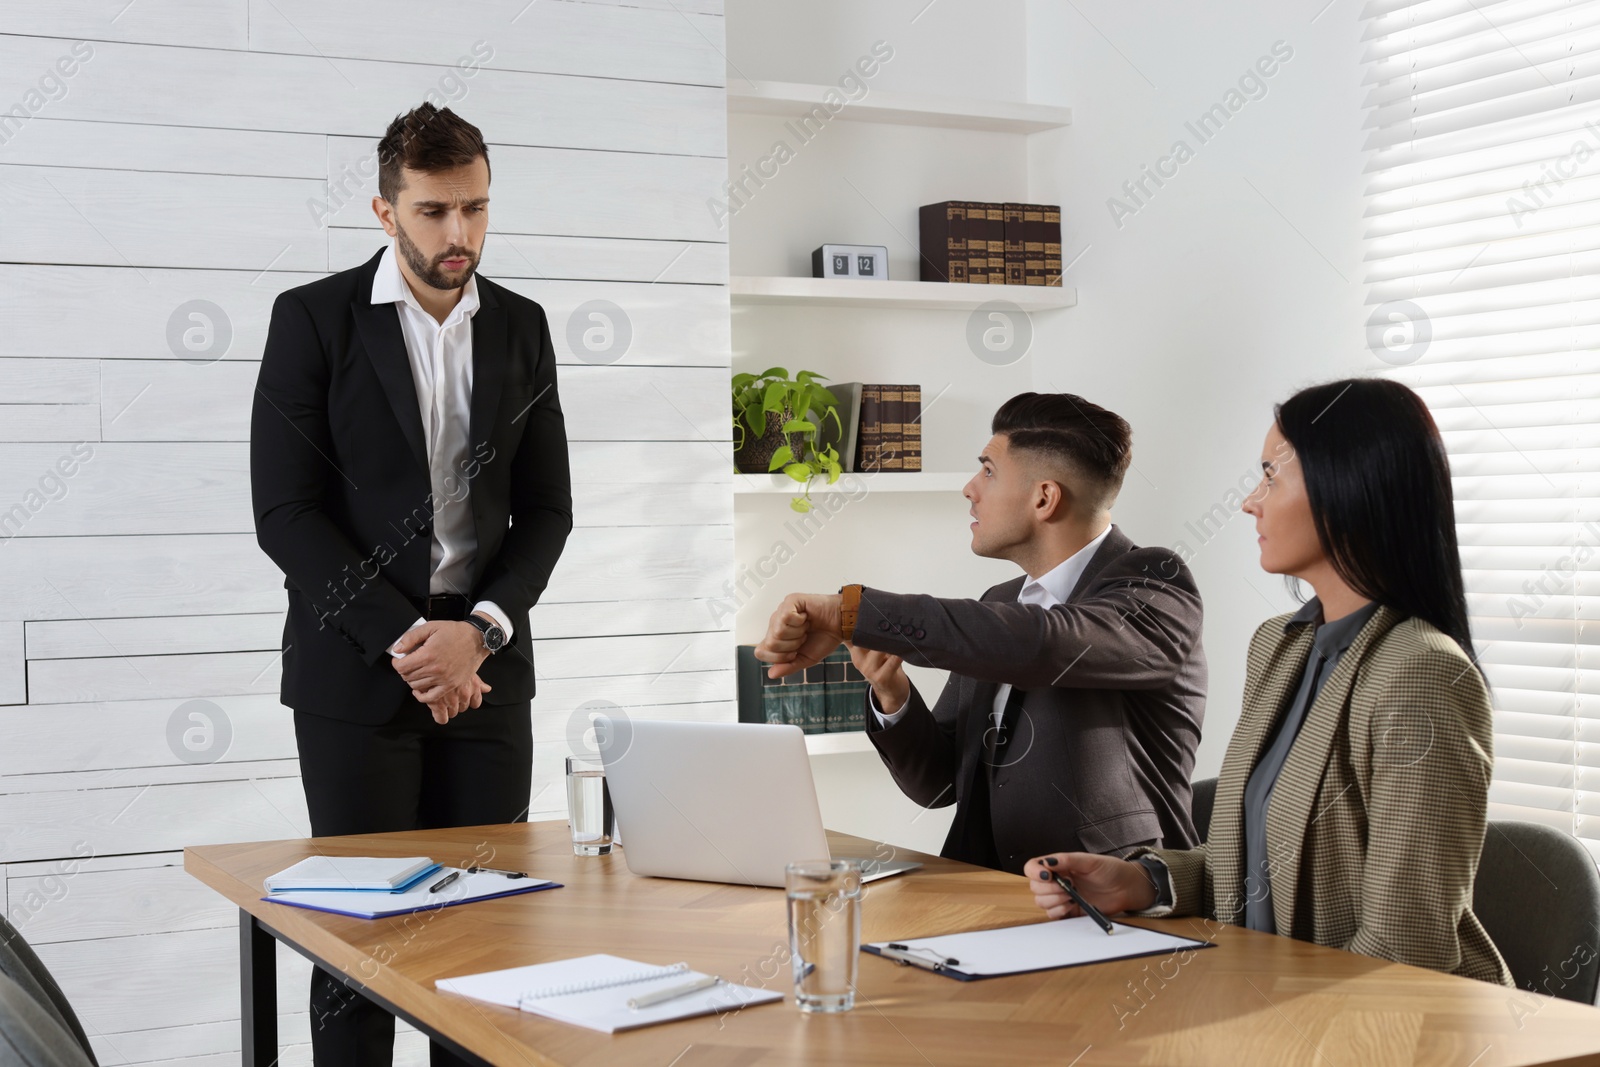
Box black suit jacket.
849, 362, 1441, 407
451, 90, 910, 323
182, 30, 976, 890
250, 246, 573, 725
857, 527, 1206, 874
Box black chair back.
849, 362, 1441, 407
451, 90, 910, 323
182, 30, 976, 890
1474, 821, 1600, 1004
0, 916, 97, 1064
0, 972, 94, 1066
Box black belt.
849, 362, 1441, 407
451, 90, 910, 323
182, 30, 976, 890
412, 593, 470, 621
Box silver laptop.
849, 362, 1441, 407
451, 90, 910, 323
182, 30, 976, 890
593, 717, 920, 888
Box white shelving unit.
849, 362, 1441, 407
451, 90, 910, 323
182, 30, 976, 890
734, 470, 970, 495
727, 80, 1072, 134
729, 77, 1071, 759
730, 275, 1077, 311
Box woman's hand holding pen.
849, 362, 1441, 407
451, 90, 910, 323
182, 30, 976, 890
1023, 853, 1158, 920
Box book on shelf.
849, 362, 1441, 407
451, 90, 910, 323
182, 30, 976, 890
1021, 203, 1046, 286
1043, 204, 1063, 285
966, 202, 992, 283
852, 384, 921, 474
855, 383, 882, 473
962, 201, 987, 284
919, 201, 1063, 286
736, 646, 868, 734
880, 384, 904, 471
1003, 202, 1027, 285
917, 201, 970, 283
984, 204, 1006, 284
901, 384, 922, 472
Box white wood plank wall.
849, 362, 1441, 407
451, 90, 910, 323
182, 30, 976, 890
0, 2, 733, 1062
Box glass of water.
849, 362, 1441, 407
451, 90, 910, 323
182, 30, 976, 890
564, 756, 614, 856
786, 859, 862, 1013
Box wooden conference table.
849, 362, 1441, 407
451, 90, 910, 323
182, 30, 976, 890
186, 822, 1600, 1067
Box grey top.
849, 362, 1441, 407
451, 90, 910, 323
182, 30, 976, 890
1240, 596, 1380, 932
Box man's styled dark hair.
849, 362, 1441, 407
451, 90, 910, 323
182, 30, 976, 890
376, 102, 491, 205
990, 392, 1133, 512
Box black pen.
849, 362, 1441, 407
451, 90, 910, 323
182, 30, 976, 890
466, 866, 527, 879
1052, 874, 1115, 935
886, 943, 959, 967
428, 870, 461, 893
877, 946, 952, 972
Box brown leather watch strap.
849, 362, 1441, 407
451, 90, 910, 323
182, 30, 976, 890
838, 583, 863, 643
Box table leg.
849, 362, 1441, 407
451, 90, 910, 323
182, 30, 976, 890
240, 910, 278, 1066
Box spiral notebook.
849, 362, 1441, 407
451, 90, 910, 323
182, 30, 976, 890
435, 953, 783, 1033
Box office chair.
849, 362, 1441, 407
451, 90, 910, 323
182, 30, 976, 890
0, 972, 94, 1067
0, 916, 97, 1065
1474, 821, 1600, 1004
1190, 776, 1217, 843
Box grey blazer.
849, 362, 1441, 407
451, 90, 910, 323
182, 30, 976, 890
854, 527, 1207, 874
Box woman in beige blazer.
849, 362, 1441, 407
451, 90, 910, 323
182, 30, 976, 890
1026, 378, 1512, 986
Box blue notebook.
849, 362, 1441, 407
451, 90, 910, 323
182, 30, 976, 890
262, 867, 562, 919
264, 855, 441, 893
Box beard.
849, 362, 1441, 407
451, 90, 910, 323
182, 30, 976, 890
394, 219, 477, 291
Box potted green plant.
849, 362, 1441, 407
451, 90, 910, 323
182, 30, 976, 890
732, 367, 844, 513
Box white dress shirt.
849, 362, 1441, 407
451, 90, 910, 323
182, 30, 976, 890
868, 523, 1114, 727
370, 239, 512, 655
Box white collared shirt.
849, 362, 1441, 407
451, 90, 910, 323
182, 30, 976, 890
869, 523, 1115, 727
371, 239, 511, 653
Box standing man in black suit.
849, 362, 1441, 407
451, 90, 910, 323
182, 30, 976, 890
755, 393, 1206, 874
250, 103, 573, 1067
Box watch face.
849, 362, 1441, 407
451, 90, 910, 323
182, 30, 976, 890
473, 616, 505, 652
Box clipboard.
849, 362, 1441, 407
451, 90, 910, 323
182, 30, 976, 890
863, 915, 1213, 981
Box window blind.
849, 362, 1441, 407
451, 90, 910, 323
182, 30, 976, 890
1364, 0, 1600, 858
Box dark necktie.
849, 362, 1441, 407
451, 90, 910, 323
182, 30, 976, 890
983, 685, 1028, 768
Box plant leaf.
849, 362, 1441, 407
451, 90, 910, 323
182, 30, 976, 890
782, 462, 812, 483
745, 405, 767, 437
767, 445, 794, 471
782, 419, 815, 434
762, 381, 786, 412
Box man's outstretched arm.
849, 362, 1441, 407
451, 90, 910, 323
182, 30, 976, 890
753, 553, 1201, 692
852, 566, 1201, 691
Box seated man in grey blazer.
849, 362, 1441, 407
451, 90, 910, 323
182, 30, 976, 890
754, 392, 1206, 874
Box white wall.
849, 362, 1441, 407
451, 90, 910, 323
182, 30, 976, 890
0, 3, 730, 1063
726, 0, 1372, 858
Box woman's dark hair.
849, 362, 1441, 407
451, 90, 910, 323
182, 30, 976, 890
376, 102, 490, 205
1274, 378, 1475, 664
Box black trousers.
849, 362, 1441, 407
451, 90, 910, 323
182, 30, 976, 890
294, 695, 533, 1067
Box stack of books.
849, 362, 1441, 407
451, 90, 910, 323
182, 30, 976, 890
918, 201, 1062, 285
736, 645, 869, 734
856, 383, 921, 473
